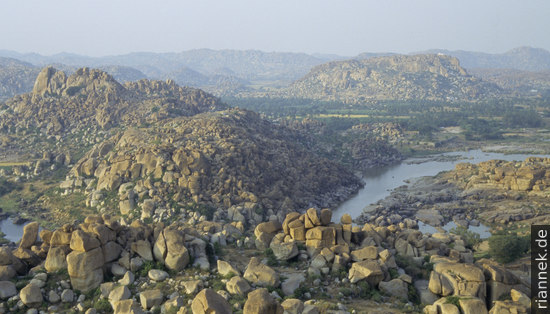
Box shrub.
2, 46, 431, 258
488, 233, 529, 263
449, 226, 481, 249
445, 295, 460, 307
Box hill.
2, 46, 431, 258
69, 109, 362, 215
469, 68, 550, 96
0, 57, 40, 101
283, 54, 501, 103
0, 49, 334, 83
420, 47, 550, 71
0, 66, 225, 135
0, 66, 362, 216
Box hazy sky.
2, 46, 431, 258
1, 0, 549, 56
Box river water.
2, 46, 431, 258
0, 218, 30, 243
333, 149, 548, 237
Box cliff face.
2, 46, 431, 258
285, 54, 501, 103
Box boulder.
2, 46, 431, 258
45, 246, 69, 272
109, 285, 131, 304
433, 262, 486, 299
226, 276, 251, 295
379, 279, 408, 300
282, 212, 301, 235
0, 281, 17, 299
148, 269, 169, 282
306, 208, 321, 226
351, 246, 378, 261
19, 222, 39, 249
70, 230, 100, 252
414, 280, 438, 305
489, 300, 529, 314
288, 220, 306, 241
319, 209, 332, 225
154, 227, 190, 271
131, 240, 153, 261
459, 297, 488, 314
243, 257, 280, 287
191, 289, 232, 314
281, 273, 306, 296
66, 247, 104, 292
103, 241, 123, 263
511, 289, 530, 308
112, 299, 145, 314
0, 247, 14, 266
243, 288, 284, 314
0, 266, 16, 281
50, 230, 72, 246
183, 280, 202, 295
281, 299, 304, 314
341, 214, 352, 224
217, 260, 240, 277
270, 234, 298, 261
254, 221, 282, 249
139, 289, 164, 310
20, 284, 43, 308
348, 260, 384, 285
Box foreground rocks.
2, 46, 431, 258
0, 205, 532, 313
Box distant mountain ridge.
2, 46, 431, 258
417, 47, 550, 71
0, 49, 334, 82
1, 47, 549, 102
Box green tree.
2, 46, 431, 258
488, 234, 529, 263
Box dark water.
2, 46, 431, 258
334, 149, 548, 235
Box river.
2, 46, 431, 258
333, 149, 548, 236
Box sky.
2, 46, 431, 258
0, 0, 549, 57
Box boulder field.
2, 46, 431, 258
0, 207, 530, 313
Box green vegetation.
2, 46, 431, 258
445, 295, 461, 307
137, 260, 167, 277
488, 232, 530, 263
449, 226, 482, 249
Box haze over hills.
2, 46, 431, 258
418, 46, 550, 71
1, 47, 550, 102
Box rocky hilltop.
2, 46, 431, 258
64, 108, 362, 220
0, 66, 225, 134
283, 54, 501, 103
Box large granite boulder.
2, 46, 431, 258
243, 288, 283, 314
191, 289, 232, 314
243, 257, 280, 287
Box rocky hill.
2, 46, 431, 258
0, 57, 40, 101
284, 54, 501, 103
0, 66, 225, 134
421, 46, 550, 71
469, 68, 550, 96
65, 108, 362, 219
